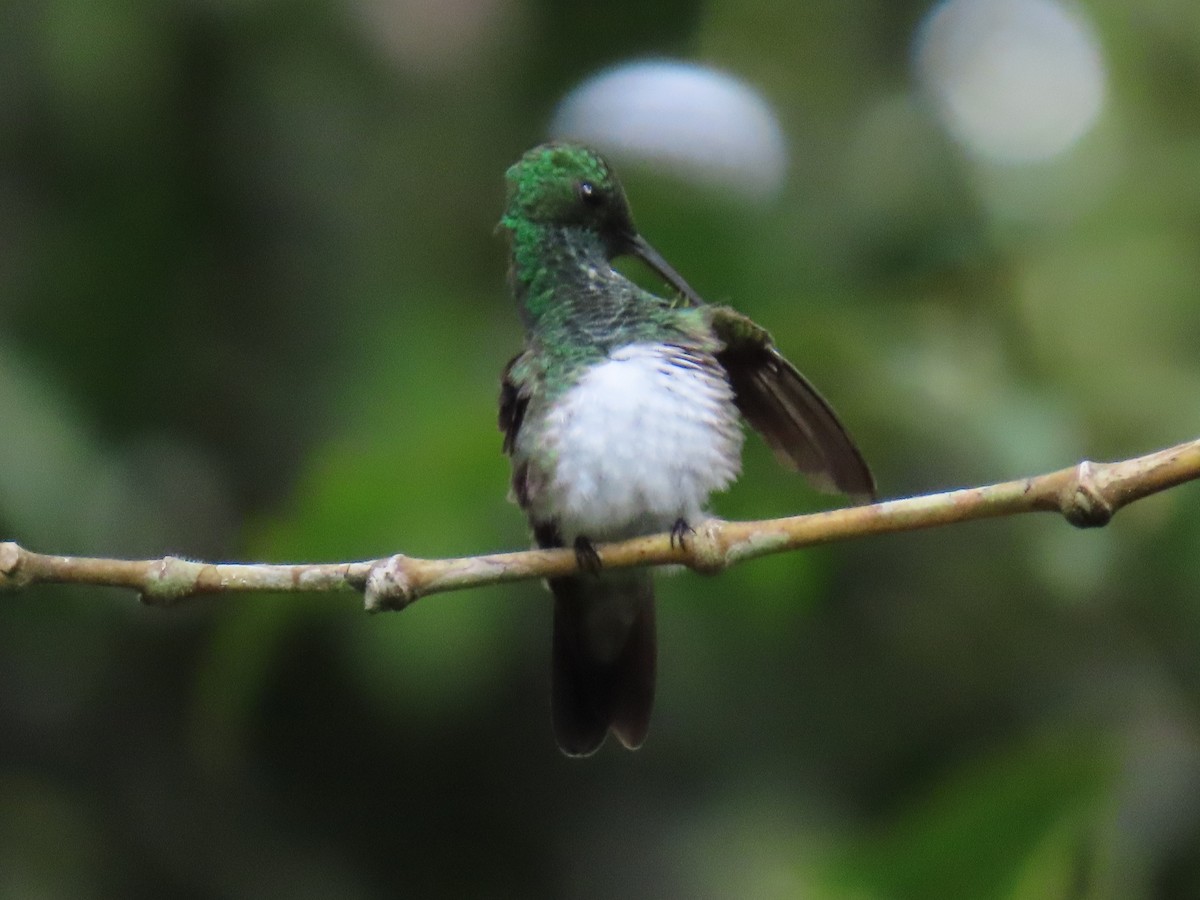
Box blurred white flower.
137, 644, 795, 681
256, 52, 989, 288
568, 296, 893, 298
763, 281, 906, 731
549, 60, 787, 199
914, 0, 1107, 163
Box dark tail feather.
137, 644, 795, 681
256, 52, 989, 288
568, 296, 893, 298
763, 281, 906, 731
550, 571, 656, 756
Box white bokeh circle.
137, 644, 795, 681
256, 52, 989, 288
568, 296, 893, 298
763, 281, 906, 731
914, 0, 1107, 163
549, 60, 788, 199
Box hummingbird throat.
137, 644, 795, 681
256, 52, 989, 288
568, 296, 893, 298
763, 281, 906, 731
506, 222, 641, 338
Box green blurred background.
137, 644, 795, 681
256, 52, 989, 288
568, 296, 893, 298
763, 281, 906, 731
2, 0, 1200, 897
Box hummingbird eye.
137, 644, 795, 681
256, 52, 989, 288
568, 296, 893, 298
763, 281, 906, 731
577, 180, 603, 207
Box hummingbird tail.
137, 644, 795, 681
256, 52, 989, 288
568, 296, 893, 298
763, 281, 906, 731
550, 571, 656, 756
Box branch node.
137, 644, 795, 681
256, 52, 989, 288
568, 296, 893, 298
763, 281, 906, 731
1060, 460, 1115, 529
364, 555, 418, 613
140, 556, 204, 607
687, 519, 729, 575
0, 542, 28, 590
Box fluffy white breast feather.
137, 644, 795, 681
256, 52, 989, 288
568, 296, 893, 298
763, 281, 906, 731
523, 343, 744, 542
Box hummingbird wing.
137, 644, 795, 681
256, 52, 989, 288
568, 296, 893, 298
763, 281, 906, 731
711, 306, 876, 502
498, 352, 529, 457
499, 352, 540, 511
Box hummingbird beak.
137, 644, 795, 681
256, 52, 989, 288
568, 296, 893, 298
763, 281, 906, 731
625, 233, 705, 307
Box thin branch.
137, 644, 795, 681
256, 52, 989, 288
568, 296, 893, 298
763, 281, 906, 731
2, 437, 1197, 612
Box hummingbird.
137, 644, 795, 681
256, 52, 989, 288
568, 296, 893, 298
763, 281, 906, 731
497, 143, 874, 756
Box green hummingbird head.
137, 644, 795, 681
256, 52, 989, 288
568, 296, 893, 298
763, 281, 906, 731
501, 143, 635, 238
500, 143, 704, 306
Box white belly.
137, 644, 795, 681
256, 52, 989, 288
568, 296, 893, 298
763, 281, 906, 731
530, 343, 743, 541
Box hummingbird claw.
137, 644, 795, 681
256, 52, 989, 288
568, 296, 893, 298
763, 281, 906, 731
573, 536, 603, 575
669, 518, 695, 550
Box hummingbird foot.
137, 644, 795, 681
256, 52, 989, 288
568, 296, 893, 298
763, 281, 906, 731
573, 536, 603, 575
669, 517, 695, 550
